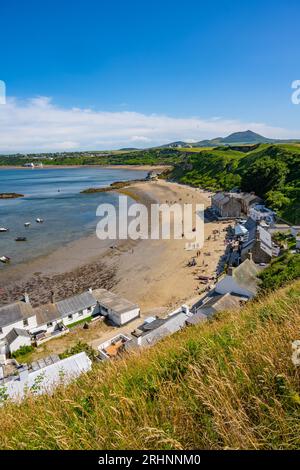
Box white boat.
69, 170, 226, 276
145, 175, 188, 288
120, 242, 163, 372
0, 227, 9, 232
36, 218, 44, 223
24, 222, 31, 227
0, 255, 10, 263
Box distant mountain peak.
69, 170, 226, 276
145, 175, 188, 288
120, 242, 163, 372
222, 130, 271, 144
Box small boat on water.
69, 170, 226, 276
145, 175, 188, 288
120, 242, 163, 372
0, 227, 9, 232
0, 255, 10, 263
36, 218, 44, 223
15, 237, 27, 242
24, 222, 31, 227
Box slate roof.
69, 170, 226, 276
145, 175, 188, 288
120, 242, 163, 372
93, 288, 138, 316
240, 193, 262, 206
199, 293, 244, 315
5, 328, 31, 345
232, 259, 260, 296
0, 301, 35, 329
56, 291, 96, 317
212, 192, 226, 202
34, 303, 60, 325
258, 226, 273, 256
185, 312, 208, 326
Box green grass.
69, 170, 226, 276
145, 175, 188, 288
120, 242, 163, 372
0, 280, 300, 449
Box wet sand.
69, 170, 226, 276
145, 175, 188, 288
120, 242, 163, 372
0, 180, 229, 313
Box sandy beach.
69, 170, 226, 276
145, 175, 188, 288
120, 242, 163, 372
0, 180, 229, 315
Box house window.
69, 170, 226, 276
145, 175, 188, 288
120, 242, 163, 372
47, 322, 53, 328
78, 310, 83, 317
68, 314, 73, 320
0, 327, 2, 334
87, 307, 92, 313
23, 319, 29, 327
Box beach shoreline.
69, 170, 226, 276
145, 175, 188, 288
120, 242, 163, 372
0, 180, 228, 315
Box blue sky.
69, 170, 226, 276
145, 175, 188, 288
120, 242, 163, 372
0, 0, 299, 152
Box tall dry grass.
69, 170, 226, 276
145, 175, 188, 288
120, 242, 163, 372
0, 280, 300, 450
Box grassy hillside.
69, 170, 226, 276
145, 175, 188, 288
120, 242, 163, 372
0, 280, 300, 450
169, 144, 300, 223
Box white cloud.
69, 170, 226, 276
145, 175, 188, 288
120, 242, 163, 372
0, 96, 298, 153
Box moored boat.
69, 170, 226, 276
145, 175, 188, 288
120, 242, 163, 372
0, 255, 10, 263
36, 218, 44, 223
15, 237, 27, 242
24, 222, 31, 227
0, 227, 9, 232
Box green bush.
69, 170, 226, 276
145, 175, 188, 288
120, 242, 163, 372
11, 345, 34, 358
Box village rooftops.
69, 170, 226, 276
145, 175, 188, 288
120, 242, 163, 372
34, 303, 60, 325
228, 259, 260, 296
93, 288, 138, 315
0, 301, 35, 329
132, 311, 187, 338
197, 292, 246, 315
55, 291, 96, 317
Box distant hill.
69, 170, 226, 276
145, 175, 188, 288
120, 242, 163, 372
219, 130, 273, 144
159, 130, 299, 148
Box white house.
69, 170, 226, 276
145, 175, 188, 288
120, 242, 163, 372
93, 289, 140, 326
31, 290, 99, 335
214, 258, 260, 299
0, 288, 141, 354
4, 328, 32, 354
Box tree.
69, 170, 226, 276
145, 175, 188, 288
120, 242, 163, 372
265, 190, 290, 212
241, 157, 289, 197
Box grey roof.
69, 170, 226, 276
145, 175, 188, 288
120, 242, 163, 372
186, 312, 208, 326
56, 291, 96, 317
0, 301, 35, 328
34, 303, 61, 325
5, 328, 31, 345
93, 288, 139, 316
258, 226, 273, 256
240, 193, 262, 205
133, 312, 187, 346
232, 259, 260, 295
212, 192, 226, 202
198, 293, 244, 315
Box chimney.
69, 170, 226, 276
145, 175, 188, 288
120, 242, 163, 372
227, 266, 234, 276
247, 252, 253, 261
23, 292, 30, 304
50, 290, 56, 304
88, 287, 93, 293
